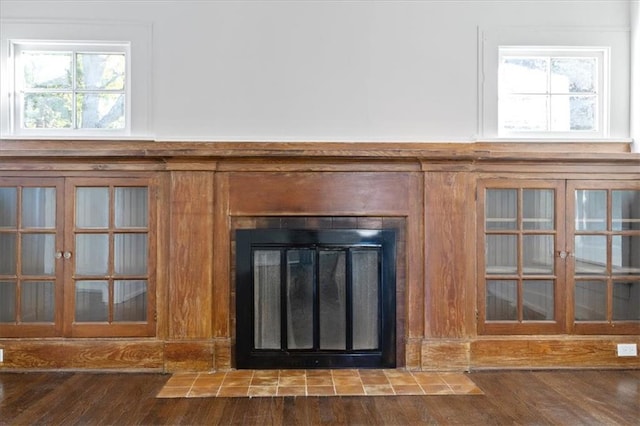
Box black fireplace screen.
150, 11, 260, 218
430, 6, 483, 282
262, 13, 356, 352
235, 229, 396, 369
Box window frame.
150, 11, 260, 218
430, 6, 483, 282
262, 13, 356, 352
10, 40, 131, 137
497, 46, 609, 138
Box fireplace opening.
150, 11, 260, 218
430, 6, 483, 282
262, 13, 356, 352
235, 229, 396, 369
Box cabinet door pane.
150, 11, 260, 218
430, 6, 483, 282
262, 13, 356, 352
352, 249, 379, 350
21, 234, 56, 275
523, 235, 554, 274
114, 234, 147, 275
75, 234, 109, 275
575, 190, 606, 231
612, 236, 640, 275
114, 280, 147, 321
575, 281, 606, 321
21, 281, 54, 322
115, 187, 148, 228
613, 282, 640, 320
612, 190, 640, 231
76, 187, 109, 228
75, 281, 108, 322
486, 189, 517, 230
22, 188, 56, 228
486, 280, 517, 320
254, 250, 281, 350
0, 281, 16, 322
575, 235, 607, 274
319, 250, 346, 350
286, 249, 314, 350
0, 234, 16, 274
486, 235, 517, 274
523, 280, 554, 320
0, 188, 17, 227
523, 189, 554, 230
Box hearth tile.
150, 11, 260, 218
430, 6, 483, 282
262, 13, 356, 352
359, 375, 391, 385
156, 386, 191, 398
392, 384, 425, 395
447, 384, 484, 395
364, 384, 395, 396
439, 373, 476, 385
251, 376, 279, 386
217, 386, 249, 397
277, 386, 306, 396
305, 369, 333, 377
420, 384, 452, 395
306, 385, 336, 396
279, 369, 306, 377
225, 370, 254, 378
386, 374, 418, 386
331, 369, 359, 377
334, 384, 365, 395
306, 376, 333, 386
188, 386, 220, 398
164, 374, 198, 387
193, 373, 225, 387
411, 372, 447, 385
248, 386, 278, 397
222, 376, 252, 387
332, 376, 362, 386
278, 376, 306, 386
252, 370, 280, 379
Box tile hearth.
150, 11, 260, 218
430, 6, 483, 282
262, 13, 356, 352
157, 369, 483, 398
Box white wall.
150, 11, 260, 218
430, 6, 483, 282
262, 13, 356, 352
0, 0, 632, 142
632, 0, 640, 152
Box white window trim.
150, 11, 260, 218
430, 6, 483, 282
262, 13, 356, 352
9, 40, 131, 137
1, 19, 152, 140
478, 25, 631, 142
497, 45, 609, 139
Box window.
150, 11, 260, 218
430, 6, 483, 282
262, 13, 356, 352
10, 41, 129, 135
498, 47, 607, 137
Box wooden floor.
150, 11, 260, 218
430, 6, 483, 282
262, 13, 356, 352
0, 370, 638, 425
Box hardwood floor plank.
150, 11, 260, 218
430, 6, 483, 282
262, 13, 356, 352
0, 370, 637, 425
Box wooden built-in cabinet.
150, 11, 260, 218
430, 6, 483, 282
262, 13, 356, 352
0, 175, 157, 338
478, 179, 639, 336
0, 141, 638, 372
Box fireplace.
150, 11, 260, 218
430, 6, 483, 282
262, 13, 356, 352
235, 227, 396, 369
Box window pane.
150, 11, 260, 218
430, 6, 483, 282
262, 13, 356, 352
612, 190, 640, 231
575, 235, 607, 275
486, 189, 517, 230
22, 52, 72, 89
0, 188, 17, 228
115, 187, 148, 228
486, 235, 517, 274
523, 235, 554, 275
75, 281, 108, 322
575, 281, 606, 321
23, 93, 72, 129
22, 187, 56, 228
76, 53, 125, 90
613, 282, 640, 321
114, 280, 147, 321
21, 281, 54, 322
75, 234, 109, 275
499, 95, 548, 131
286, 249, 314, 350
319, 250, 346, 350
550, 58, 596, 93
77, 94, 125, 129
76, 187, 109, 228
486, 280, 517, 321
0, 234, 17, 275
352, 249, 379, 350
114, 233, 147, 275
550, 95, 596, 131
21, 234, 56, 275
575, 190, 606, 231
523, 189, 554, 230
500, 57, 548, 93
0, 281, 16, 322
254, 250, 281, 350
523, 280, 554, 320
612, 236, 640, 275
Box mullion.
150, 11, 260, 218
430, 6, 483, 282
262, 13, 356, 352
279, 248, 287, 351
346, 247, 353, 351
313, 248, 320, 351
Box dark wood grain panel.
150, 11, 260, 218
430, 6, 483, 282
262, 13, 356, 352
164, 341, 214, 372
168, 171, 214, 339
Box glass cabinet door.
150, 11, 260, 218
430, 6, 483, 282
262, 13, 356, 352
65, 178, 155, 337
479, 180, 565, 334
0, 179, 63, 337
569, 182, 640, 334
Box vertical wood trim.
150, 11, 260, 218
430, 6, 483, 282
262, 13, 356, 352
406, 173, 425, 340
212, 172, 230, 338
168, 171, 214, 339
155, 173, 170, 339
424, 172, 475, 338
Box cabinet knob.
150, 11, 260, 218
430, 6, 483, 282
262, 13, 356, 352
63, 251, 72, 259
55, 251, 63, 259
557, 251, 568, 259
